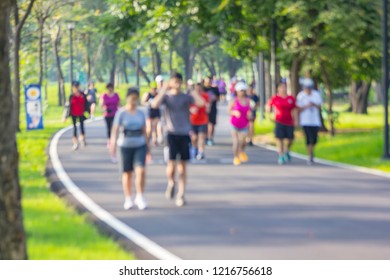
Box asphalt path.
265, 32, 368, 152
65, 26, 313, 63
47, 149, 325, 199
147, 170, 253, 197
53, 104, 390, 259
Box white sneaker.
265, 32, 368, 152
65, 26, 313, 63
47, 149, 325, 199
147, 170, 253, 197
72, 143, 79, 151
134, 195, 147, 210
111, 155, 118, 163
123, 198, 133, 210
176, 196, 186, 207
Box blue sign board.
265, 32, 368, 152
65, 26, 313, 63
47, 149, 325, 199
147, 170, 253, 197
25, 84, 44, 130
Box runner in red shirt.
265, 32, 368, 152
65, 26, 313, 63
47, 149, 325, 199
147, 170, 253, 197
65, 81, 88, 151
190, 83, 210, 160
267, 81, 296, 165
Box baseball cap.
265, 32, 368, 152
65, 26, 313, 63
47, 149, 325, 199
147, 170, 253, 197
235, 81, 248, 92
187, 79, 194, 86
150, 81, 157, 88
72, 81, 80, 87
155, 75, 163, 83
302, 78, 314, 89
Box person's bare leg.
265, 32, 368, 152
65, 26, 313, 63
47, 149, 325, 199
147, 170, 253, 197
239, 133, 247, 153
151, 118, 159, 145
232, 131, 239, 158
287, 139, 293, 153
191, 134, 198, 149
122, 171, 132, 198
72, 136, 78, 146
90, 103, 96, 117
198, 132, 206, 154
146, 118, 152, 144
307, 144, 314, 160
208, 123, 215, 141
177, 161, 187, 199
277, 138, 284, 156
135, 166, 145, 194
166, 160, 176, 187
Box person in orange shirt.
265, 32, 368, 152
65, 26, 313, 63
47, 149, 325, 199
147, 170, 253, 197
190, 83, 210, 160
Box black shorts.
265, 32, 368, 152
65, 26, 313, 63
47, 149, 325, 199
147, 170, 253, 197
167, 134, 191, 161
148, 108, 161, 119
192, 124, 208, 134
303, 126, 320, 145
119, 145, 147, 172
275, 122, 294, 140
208, 110, 217, 125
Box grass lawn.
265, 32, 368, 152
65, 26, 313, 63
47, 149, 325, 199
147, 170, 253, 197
254, 105, 390, 173
19, 83, 135, 259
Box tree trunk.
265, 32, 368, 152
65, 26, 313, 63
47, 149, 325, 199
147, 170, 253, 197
38, 20, 44, 85
227, 57, 241, 78
350, 80, 371, 114
321, 62, 335, 136
12, 0, 35, 132
151, 43, 162, 77
53, 25, 65, 106
86, 34, 91, 82
92, 37, 106, 81
373, 81, 383, 103
290, 56, 302, 97
123, 57, 129, 84
169, 48, 173, 75
109, 45, 117, 85
264, 59, 272, 99
128, 56, 151, 84
0, 0, 27, 260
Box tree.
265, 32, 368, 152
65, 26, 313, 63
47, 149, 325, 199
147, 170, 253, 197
12, 0, 36, 132
0, 0, 27, 260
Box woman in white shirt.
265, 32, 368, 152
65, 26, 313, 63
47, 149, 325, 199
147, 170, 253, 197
296, 78, 323, 165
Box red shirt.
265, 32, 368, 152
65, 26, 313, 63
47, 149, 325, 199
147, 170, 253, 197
190, 92, 209, 126
70, 94, 86, 117
268, 95, 296, 126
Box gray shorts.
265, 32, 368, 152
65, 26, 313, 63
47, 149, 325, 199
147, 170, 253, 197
231, 125, 249, 134
119, 145, 147, 172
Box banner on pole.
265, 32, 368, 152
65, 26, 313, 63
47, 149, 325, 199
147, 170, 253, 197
25, 84, 44, 130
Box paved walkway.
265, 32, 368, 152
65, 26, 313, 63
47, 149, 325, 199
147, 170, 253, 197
52, 105, 390, 259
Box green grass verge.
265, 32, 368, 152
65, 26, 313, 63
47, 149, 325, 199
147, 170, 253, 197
19, 85, 135, 259
255, 105, 390, 173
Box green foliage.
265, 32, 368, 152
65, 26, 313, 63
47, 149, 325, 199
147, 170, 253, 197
18, 94, 134, 259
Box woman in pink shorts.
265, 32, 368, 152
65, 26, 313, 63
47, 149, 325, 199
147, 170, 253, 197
228, 81, 252, 166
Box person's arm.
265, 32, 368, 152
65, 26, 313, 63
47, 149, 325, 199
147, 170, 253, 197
99, 94, 105, 108
141, 92, 149, 106
190, 90, 206, 107
266, 99, 275, 122
109, 112, 121, 156
228, 100, 240, 118
151, 83, 169, 108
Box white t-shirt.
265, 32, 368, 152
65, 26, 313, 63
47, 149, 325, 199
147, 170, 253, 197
296, 90, 323, 127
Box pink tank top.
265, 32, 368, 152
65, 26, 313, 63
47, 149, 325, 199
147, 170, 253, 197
230, 98, 250, 129
102, 93, 120, 117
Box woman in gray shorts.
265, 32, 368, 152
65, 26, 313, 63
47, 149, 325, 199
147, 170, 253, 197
110, 88, 148, 210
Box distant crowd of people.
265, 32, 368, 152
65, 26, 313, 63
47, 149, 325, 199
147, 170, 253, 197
63, 73, 322, 210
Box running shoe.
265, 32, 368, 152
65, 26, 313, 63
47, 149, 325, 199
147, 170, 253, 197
239, 152, 249, 163
165, 183, 175, 199
81, 140, 87, 147
134, 195, 147, 210
196, 152, 205, 160
206, 139, 214, 146
123, 198, 133, 210
72, 143, 79, 151
111, 155, 118, 163
307, 156, 314, 165
278, 156, 285, 165
190, 146, 197, 160
233, 157, 241, 166
176, 196, 186, 207
285, 152, 291, 162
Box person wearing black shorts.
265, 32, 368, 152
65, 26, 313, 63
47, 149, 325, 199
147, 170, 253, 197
142, 81, 161, 146
296, 78, 323, 165
204, 76, 220, 146
267, 82, 296, 165
151, 73, 206, 207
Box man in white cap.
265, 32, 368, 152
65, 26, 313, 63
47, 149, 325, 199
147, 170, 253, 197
155, 75, 164, 89
296, 78, 323, 165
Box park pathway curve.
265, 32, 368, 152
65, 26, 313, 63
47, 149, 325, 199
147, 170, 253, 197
50, 104, 390, 259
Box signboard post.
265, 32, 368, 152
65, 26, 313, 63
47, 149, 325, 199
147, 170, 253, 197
25, 84, 44, 130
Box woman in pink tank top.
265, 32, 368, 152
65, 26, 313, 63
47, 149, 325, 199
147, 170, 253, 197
228, 82, 252, 166
99, 83, 121, 149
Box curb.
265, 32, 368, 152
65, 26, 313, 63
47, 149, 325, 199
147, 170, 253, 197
47, 117, 181, 260
257, 143, 390, 179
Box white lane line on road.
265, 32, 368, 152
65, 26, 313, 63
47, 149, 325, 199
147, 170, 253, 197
258, 143, 390, 179
49, 119, 181, 260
